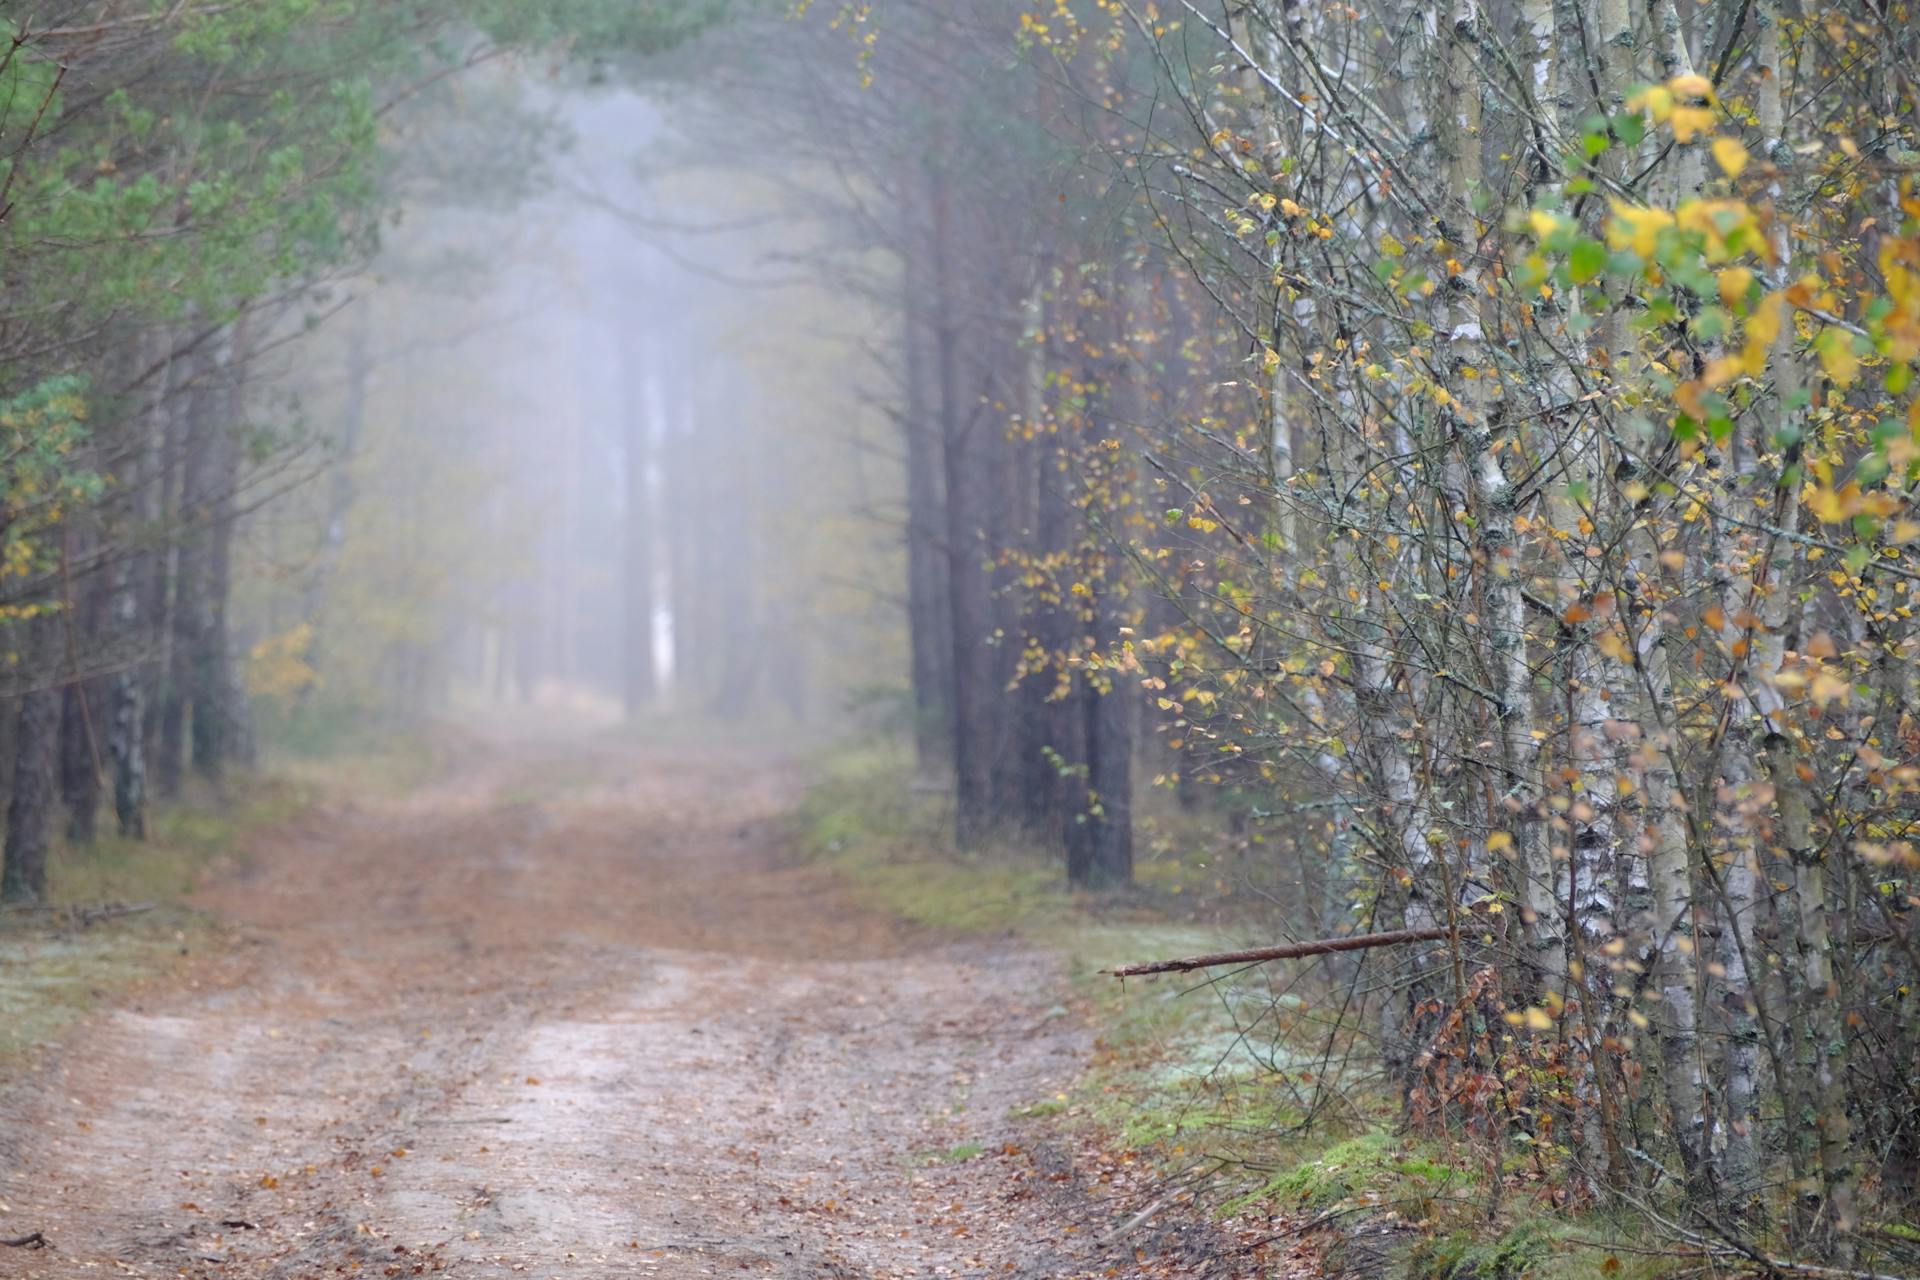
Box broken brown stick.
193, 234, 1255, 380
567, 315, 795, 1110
1106, 926, 1453, 978
75, 901, 155, 926
0, 900, 155, 923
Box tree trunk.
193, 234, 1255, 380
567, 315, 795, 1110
302, 296, 370, 682
931, 164, 999, 845
1079, 583, 1133, 889
153, 349, 200, 798
191, 414, 240, 782
902, 244, 952, 775
622, 325, 657, 719
176, 320, 247, 785
59, 681, 101, 845
3, 627, 63, 904
109, 347, 172, 839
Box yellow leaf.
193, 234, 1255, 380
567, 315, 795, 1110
1487, 830, 1514, 853
1743, 291, 1785, 373
1670, 73, 1715, 102
1524, 1007, 1555, 1031
1810, 670, 1851, 707
1816, 327, 1859, 387
1628, 85, 1674, 122
1703, 354, 1744, 388
1672, 106, 1715, 143
1807, 484, 1852, 523
1718, 266, 1754, 309
1607, 202, 1675, 258
1711, 137, 1749, 178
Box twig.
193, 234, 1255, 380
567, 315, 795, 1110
0, 900, 155, 923
2, 1232, 48, 1249
1096, 1186, 1185, 1245
0, 62, 66, 224
76, 900, 155, 925
1106, 927, 1453, 977
417, 1117, 513, 1126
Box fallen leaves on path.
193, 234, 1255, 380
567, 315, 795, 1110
0, 739, 1305, 1279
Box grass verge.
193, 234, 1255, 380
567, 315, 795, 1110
797, 741, 1688, 1280
0, 774, 312, 1063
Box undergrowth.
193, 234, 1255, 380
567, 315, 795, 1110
0, 711, 441, 1066
0, 778, 312, 1062
798, 741, 1694, 1280
798, 744, 1071, 934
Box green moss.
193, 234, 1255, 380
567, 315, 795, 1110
1408, 1214, 1681, 1280
918, 1142, 985, 1165
1270, 1131, 1397, 1206
1212, 1128, 1472, 1223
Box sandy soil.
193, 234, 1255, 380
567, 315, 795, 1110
0, 736, 1238, 1279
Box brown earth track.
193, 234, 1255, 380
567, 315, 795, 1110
0, 736, 1246, 1279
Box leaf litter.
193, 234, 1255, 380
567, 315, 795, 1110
0, 738, 1301, 1278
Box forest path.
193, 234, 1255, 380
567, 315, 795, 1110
0, 734, 1177, 1279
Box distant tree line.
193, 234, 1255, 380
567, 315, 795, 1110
0, 1, 727, 901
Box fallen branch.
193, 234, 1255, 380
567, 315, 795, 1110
418, 1116, 513, 1126
0, 900, 155, 925
76, 901, 155, 926
1106, 927, 1453, 978
2, 1231, 49, 1249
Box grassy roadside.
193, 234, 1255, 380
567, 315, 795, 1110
0, 780, 306, 1062
0, 733, 435, 1065
797, 743, 1681, 1280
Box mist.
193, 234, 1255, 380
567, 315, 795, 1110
241, 81, 899, 740
5, 2, 1920, 1277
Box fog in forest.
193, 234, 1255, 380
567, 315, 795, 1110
5, 3, 1920, 1278
245, 83, 898, 740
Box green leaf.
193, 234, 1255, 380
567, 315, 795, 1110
1569, 237, 1607, 284
1607, 250, 1643, 277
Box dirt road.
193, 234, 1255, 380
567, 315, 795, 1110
0, 738, 1219, 1278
